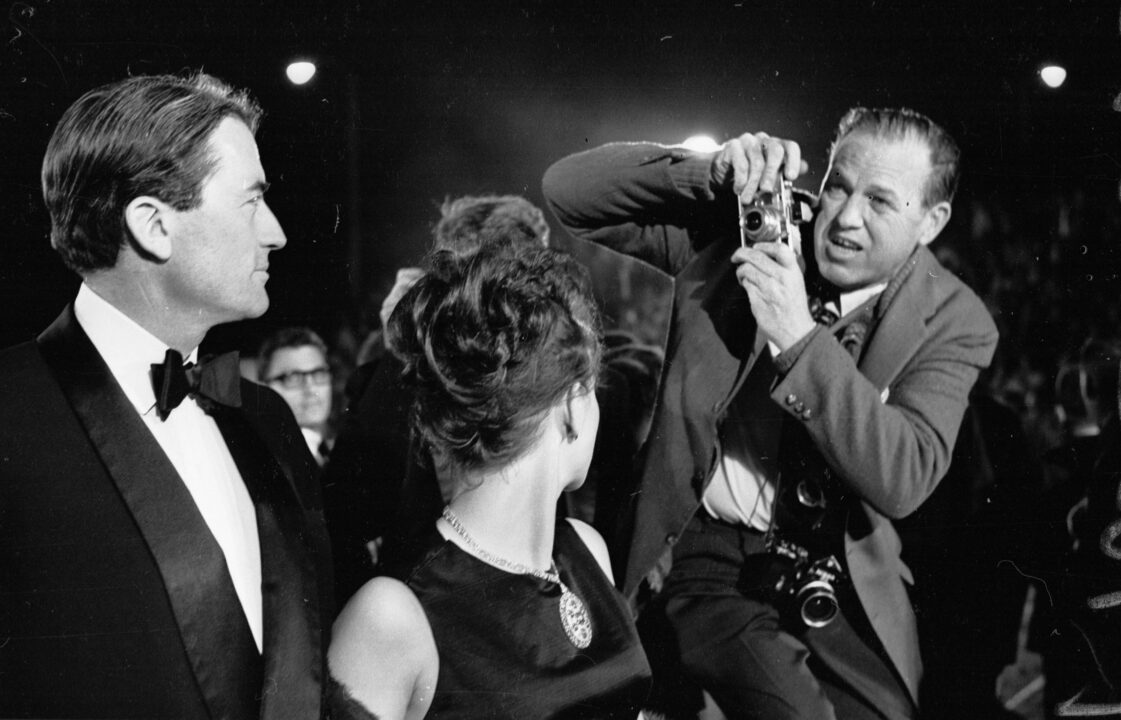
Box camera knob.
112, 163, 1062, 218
796, 480, 826, 509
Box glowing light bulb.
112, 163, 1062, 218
1040, 64, 1067, 89
286, 61, 317, 86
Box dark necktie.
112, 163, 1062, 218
808, 296, 839, 326
806, 276, 841, 327
150, 348, 242, 420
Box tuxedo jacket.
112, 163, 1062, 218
543, 142, 999, 706
0, 306, 334, 719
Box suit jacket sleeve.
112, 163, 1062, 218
771, 269, 999, 520
542, 142, 733, 274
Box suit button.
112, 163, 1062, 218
794, 401, 805, 413
785, 394, 797, 406
801, 409, 813, 420
666, 533, 678, 546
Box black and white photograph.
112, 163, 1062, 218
2, 1, 1120, 718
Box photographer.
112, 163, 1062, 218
541, 108, 999, 719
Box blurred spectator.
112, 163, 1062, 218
433, 192, 551, 250
258, 326, 335, 465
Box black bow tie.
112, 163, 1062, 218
150, 349, 242, 420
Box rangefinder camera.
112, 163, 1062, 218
738, 179, 808, 249
767, 536, 844, 629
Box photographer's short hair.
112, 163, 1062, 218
830, 106, 960, 208
257, 326, 330, 382
42, 72, 263, 273
387, 244, 602, 475
433, 194, 550, 257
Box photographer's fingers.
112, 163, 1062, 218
777, 139, 806, 181
757, 134, 788, 194
739, 134, 767, 201
748, 238, 799, 270
723, 132, 806, 200
732, 246, 778, 284
718, 138, 750, 198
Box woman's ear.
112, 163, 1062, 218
124, 195, 175, 262
562, 381, 594, 442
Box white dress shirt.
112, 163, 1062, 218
703, 282, 887, 530
301, 427, 326, 466
74, 284, 263, 652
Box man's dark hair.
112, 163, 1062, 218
257, 326, 330, 382
432, 194, 550, 257
830, 106, 961, 208
41, 72, 263, 273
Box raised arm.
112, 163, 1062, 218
328, 576, 438, 720
771, 265, 999, 519
542, 134, 803, 276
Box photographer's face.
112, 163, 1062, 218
813, 132, 950, 290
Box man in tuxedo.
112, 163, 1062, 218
0, 73, 333, 718
542, 108, 998, 718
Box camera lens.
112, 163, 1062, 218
797, 581, 839, 628
744, 211, 764, 232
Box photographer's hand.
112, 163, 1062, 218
733, 241, 816, 352
710, 132, 808, 203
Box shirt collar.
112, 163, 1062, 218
301, 427, 323, 448
73, 283, 199, 417
838, 281, 887, 318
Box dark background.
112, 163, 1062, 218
2, 0, 1120, 355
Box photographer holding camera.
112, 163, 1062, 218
542, 108, 998, 719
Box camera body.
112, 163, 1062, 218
739, 179, 807, 249
766, 536, 844, 629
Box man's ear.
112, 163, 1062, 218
123, 196, 174, 262
917, 201, 952, 247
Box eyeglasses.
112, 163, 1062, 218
267, 367, 331, 389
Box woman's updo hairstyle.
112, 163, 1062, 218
387, 244, 603, 473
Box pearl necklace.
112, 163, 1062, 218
440, 506, 593, 649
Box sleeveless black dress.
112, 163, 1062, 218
415, 520, 651, 718
330, 518, 651, 719
328, 520, 651, 719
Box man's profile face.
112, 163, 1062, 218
165, 117, 286, 326
813, 131, 944, 290
264, 344, 332, 431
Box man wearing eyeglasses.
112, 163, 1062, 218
258, 326, 334, 465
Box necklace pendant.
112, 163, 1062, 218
559, 587, 593, 649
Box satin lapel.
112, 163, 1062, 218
36, 306, 261, 719
212, 407, 322, 720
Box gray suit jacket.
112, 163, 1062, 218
543, 142, 998, 708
